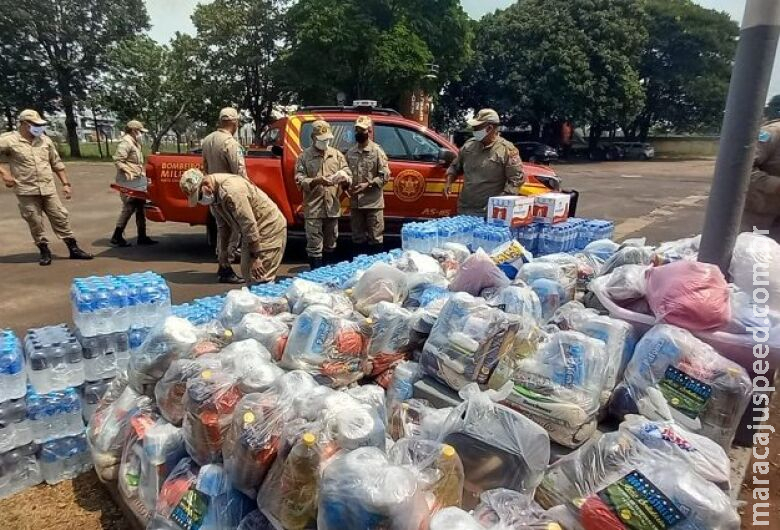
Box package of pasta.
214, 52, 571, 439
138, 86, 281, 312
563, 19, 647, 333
281, 305, 370, 387
182, 369, 244, 466
233, 313, 290, 361
610, 324, 752, 449
128, 317, 200, 397
489, 329, 608, 448
88, 373, 154, 482
421, 292, 520, 391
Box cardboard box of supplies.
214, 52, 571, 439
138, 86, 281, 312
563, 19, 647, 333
487, 196, 535, 228
533, 193, 571, 224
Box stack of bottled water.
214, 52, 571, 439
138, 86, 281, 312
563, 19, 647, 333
39, 432, 92, 485
129, 325, 151, 353
25, 325, 85, 393
27, 388, 84, 443
0, 397, 32, 453
71, 272, 171, 335
81, 379, 111, 424
0, 330, 26, 403
472, 224, 513, 253
0, 442, 41, 499
512, 223, 541, 254
577, 219, 615, 249
402, 217, 482, 253
297, 250, 400, 288
76, 329, 129, 381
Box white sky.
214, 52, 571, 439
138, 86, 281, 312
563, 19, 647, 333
144, 0, 779, 97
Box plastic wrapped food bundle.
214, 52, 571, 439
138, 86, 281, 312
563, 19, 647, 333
320, 391, 386, 452
233, 313, 290, 362
538, 432, 739, 530
610, 324, 752, 449
351, 262, 409, 316
237, 510, 276, 530
405, 273, 450, 309
317, 447, 429, 530
449, 249, 510, 297
281, 305, 369, 387
421, 292, 520, 391
535, 253, 580, 295
119, 413, 186, 523
600, 244, 654, 275
429, 507, 483, 530
182, 369, 244, 465
190, 320, 234, 358
603, 264, 648, 302
731, 232, 780, 312
88, 374, 154, 482
291, 290, 354, 316
645, 260, 731, 331
517, 261, 576, 312
490, 240, 532, 280
128, 316, 199, 397
722, 287, 773, 334
430, 248, 462, 280
431, 384, 550, 510
150, 458, 254, 530
490, 330, 608, 448
388, 438, 464, 516
155, 356, 223, 426
619, 415, 732, 490
386, 361, 423, 406
366, 302, 413, 378
486, 284, 544, 359
219, 340, 283, 394
652, 234, 700, 265
388, 399, 453, 441
472, 488, 562, 529
394, 250, 444, 275
582, 239, 619, 262
220, 288, 290, 329
285, 279, 327, 310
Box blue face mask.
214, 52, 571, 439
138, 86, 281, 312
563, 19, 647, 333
198, 190, 215, 206
29, 125, 45, 137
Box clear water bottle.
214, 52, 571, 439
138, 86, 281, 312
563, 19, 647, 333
81, 379, 110, 424
0, 442, 42, 499
39, 438, 64, 484
0, 330, 26, 403
29, 388, 84, 443
0, 398, 32, 453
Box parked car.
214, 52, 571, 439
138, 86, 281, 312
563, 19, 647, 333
589, 143, 624, 161
515, 141, 559, 164
615, 141, 655, 160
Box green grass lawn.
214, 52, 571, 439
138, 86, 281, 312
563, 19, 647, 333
57, 141, 191, 161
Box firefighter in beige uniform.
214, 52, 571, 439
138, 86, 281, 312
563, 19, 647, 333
202, 107, 248, 283
346, 116, 390, 254
743, 119, 780, 240
0, 109, 93, 266
295, 120, 352, 269
180, 169, 287, 285
444, 108, 525, 217
111, 120, 158, 247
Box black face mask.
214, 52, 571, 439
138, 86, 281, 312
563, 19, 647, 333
355, 131, 369, 143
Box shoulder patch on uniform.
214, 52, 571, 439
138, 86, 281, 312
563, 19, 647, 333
759, 130, 773, 143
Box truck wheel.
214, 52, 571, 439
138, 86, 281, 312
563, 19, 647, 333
206, 214, 218, 251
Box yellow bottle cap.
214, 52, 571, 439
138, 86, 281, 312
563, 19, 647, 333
243, 411, 256, 425
441, 444, 456, 458
202, 370, 212, 380
365, 318, 373, 325
302, 432, 316, 446
548, 524, 563, 530
224, 329, 234, 339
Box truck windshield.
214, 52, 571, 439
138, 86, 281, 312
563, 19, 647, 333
300, 121, 355, 152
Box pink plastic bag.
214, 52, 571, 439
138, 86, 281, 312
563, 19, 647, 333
449, 249, 510, 296
645, 261, 731, 331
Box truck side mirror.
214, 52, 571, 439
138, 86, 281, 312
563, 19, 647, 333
438, 148, 456, 166
271, 145, 283, 157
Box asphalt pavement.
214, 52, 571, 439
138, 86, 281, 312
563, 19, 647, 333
0, 158, 716, 333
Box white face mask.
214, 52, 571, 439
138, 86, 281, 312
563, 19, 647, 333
473, 128, 489, 142
198, 190, 215, 206
315, 139, 331, 151
29, 125, 45, 137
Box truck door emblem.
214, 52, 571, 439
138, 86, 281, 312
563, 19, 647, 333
394, 169, 426, 202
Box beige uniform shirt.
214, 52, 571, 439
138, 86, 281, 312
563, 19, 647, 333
113, 133, 145, 186
346, 140, 390, 209
447, 136, 525, 216
748, 120, 780, 215
211, 174, 286, 261
295, 146, 351, 218
0, 132, 65, 196
202, 129, 247, 178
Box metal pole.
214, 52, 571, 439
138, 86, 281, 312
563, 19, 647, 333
698, 0, 780, 272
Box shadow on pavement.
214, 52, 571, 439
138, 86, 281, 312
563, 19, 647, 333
90, 234, 215, 264
162, 269, 219, 286
0, 251, 40, 264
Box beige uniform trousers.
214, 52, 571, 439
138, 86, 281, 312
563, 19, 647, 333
305, 218, 338, 258
115, 194, 146, 234
240, 231, 288, 285
350, 209, 384, 245
17, 194, 74, 245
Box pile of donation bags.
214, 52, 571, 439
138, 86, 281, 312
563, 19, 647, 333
82, 229, 780, 529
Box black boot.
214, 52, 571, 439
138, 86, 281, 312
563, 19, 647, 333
137, 227, 158, 245
64, 238, 93, 260
323, 251, 337, 266
308, 256, 323, 270
217, 266, 243, 284
37, 243, 52, 266
110, 227, 131, 247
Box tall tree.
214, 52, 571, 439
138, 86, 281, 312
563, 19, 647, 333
282, 0, 472, 109
444, 0, 646, 143
627, 0, 738, 139
103, 34, 200, 152
191, 0, 289, 137
0, 0, 149, 156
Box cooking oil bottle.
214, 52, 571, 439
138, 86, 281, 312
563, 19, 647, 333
279, 432, 319, 530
